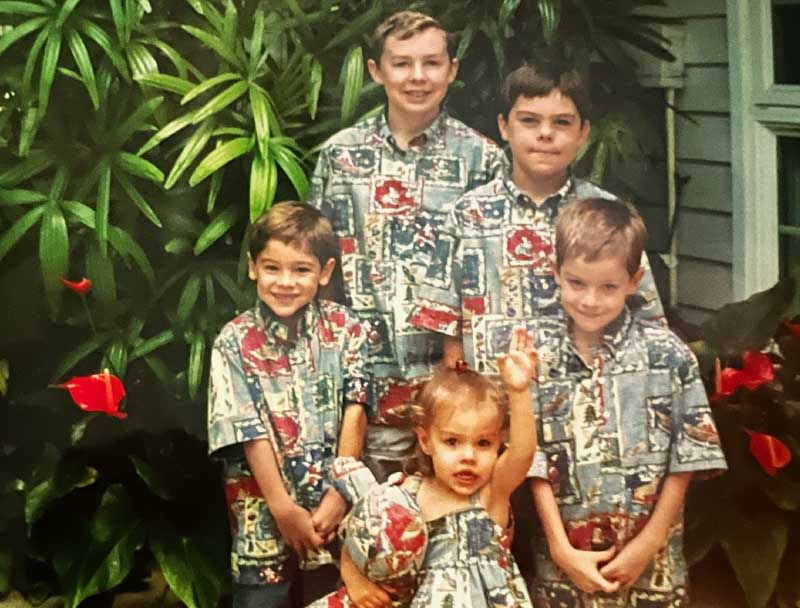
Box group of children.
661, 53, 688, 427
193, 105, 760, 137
207, 10, 727, 608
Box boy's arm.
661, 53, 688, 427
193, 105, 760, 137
600, 471, 692, 588
243, 439, 324, 557
531, 478, 620, 594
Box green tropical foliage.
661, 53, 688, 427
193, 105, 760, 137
0, 0, 677, 605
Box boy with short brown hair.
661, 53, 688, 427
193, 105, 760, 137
529, 197, 726, 607
309, 10, 506, 481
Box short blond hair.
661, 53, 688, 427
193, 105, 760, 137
372, 11, 451, 60
555, 198, 647, 276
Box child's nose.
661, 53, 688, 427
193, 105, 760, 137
277, 270, 293, 286
461, 445, 475, 460
411, 60, 425, 80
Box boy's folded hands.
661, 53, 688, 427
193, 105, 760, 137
271, 500, 325, 558
311, 487, 348, 542
599, 532, 659, 590
552, 545, 621, 595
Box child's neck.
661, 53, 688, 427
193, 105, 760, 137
417, 475, 474, 521
511, 165, 569, 205
571, 326, 603, 364
386, 106, 440, 149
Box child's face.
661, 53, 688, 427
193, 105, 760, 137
497, 90, 590, 186
368, 28, 457, 126
553, 253, 644, 345
248, 238, 335, 324
416, 402, 503, 497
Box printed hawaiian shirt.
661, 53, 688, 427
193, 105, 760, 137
207, 299, 370, 585
412, 173, 665, 377
308, 110, 507, 423
528, 309, 727, 607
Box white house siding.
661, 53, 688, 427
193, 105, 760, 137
644, 0, 734, 325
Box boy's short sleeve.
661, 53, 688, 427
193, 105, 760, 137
411, 206, 465, 337
668, 341, 727, 476
206, 326, 270, 457
342, 315, 372, 406
307, 145, 331, 210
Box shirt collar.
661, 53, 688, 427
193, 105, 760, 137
503, 172, 576, 216
376, 109, 448, 152
559, 306, 633, 365
256, 299, 319, 344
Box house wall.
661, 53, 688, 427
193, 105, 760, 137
647, 0, 734, 324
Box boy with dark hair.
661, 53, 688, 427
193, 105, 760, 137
412, 62, 664, 370
208, 202, 371, 608
529, 197, 726, 606
309, 10, 506, 481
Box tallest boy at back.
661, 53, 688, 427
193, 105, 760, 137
309, 11, 506, 480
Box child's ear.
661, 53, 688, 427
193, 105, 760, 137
497, 113, 509, 142
247, 253, 257, 281
416, 426, 432, 455
367, 58, 383, 85
578, 119, 591, 147
318, 258, 336, 287
447, 57, 459, 84
628, 266, 645, 294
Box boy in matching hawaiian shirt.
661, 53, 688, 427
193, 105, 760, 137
529, 198, 726, 607
309, 10, 507, 481
207, 202, 371, 608
411, 62, 664, 369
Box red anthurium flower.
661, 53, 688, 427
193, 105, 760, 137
58, 369, 126, 418
712, 351, 774, 400
59, 276, 93, 295
786, 320, 800, 340
745, 429, 792, 476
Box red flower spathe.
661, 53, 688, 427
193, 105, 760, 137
745, 429, 792, 476
712, 351, 774, 400
59, 276, 93, 295
58, 370, 127, 418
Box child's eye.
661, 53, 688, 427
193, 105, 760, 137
264, 264, 279, 272
555, 118, 573, 127
444, 437, 458, 447
477, 439, 493, 448
568, 279, 584, 288
425, 60, 441, 66
603, 284, 619, 292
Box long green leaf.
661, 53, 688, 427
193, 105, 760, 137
108, 225, 154, 284
213, 271, 250, 310
116, 151, 163, 182
188, 136, 252, 187
107, 95, 162, 148
499, 0, 522, 30
538, 0, 562, 45
143, 37, 203, 80
115, 170, 162, 227
191, 80, 247, 124
95, 164, 111, 257
18, 106, 41, 157
186, 333, 205, 399
0, 149, 53, 185
134, 72, 194, 96
150, 523, 199, 608
0, 205, 44, 262
181, 24, 240, 67
126, 41, 158, 78
55, 0, 81, 29
129, 329, 174, 359
109, 0, 127, 45
0, 2, 48, 15
86, 238, 116, 307
323, 2, 381, 50
207, 168, 223, 213
76, 17, 130, 80
164, 118, 215, 188
0, 16, 47, 57
137, 111, 196, 155
66, 30, 99, 109
248, 84, 270, 158
39, 202, 69, 315
248, 7, 264, 76
176, 274, 201, 324
340, 45, 363, 123
307, 55, 322, 119
180, 71, 238, 105
22, 22, 49, 102
38, 25, 62, 117
248, 153, 270, 222
50, 338, 103, 383
0, 188, 48, 205
270, 142, 308, 199
194, 205, 239, 255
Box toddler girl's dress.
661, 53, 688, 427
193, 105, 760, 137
405, 475, 533, 608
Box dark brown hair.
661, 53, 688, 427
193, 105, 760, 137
500, 62, 591, 121
555, 197, 647, 276
247, 201, 342, 301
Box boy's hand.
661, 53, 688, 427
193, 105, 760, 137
341, 547, 392, 608
600, 533, 658, 589
553, 545, 621, 594
271, 500, 325, 559
497, 326, 537, 392
311, 487, 347, 543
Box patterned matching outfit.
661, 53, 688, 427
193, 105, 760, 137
412, 173, 665, 376
308, 111, 506, 464
207, 300, 370, 586
528, 309, 727, 607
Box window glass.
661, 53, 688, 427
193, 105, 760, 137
772, 1, 800, 85
778, 136, 800, 312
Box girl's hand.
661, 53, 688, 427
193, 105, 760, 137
553, 544, 621, 594
600, 533, 658, 589
311, 487, 347, 543
271, 500, 325, 559
341, 547, 392, 608
497, 326, 537, 392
